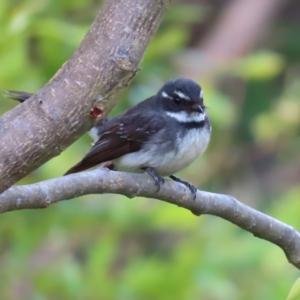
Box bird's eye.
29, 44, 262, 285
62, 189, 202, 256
173, 96, 181, 105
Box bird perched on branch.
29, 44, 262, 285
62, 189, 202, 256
5, 78, 211, 198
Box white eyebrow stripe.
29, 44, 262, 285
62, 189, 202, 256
200, 90, 204, 98
161, 91, 172, 99
174, 90, 190, 100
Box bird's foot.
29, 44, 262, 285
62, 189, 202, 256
169, 175, 197, 200
143, 167, 164, 191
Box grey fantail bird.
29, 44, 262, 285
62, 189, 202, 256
5, 78, 211, 198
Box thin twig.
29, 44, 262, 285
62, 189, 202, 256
1, 168, 300, 269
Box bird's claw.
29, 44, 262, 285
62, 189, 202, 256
169, 175, 197, 200
143, 167, 165, 192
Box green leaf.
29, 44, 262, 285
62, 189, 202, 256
286, 278, 300, 300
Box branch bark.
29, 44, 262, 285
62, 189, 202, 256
0, 0, 171, 193
1, 168, 300, 269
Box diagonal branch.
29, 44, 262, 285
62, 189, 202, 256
0, 0, 171, 193
1, 168, 300, 269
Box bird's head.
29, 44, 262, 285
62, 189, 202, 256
159, 78, 206, 123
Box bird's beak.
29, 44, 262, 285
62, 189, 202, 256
192, 104, 204, 113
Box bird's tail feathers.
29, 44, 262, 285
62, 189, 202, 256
64, 162, 88, 176
3, 90, 33, 103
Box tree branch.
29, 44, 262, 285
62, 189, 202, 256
1, 168, 300, 269
0, 0, 171, 193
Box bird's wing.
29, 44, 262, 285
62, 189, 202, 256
64, 113, 164, 175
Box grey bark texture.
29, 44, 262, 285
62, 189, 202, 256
0, 0, 171, 192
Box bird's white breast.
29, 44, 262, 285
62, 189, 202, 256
155, 127, 211, 175
116, 126, 211, 176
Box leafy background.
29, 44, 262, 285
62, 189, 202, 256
1, 0, 300, 299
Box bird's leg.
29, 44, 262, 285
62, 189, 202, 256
143, 167, 165, 191
169, 175, 197, 200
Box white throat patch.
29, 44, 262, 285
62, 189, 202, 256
166, 111, 206, 123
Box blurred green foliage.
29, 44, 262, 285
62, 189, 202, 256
1, 0, 300, 299
286, 278, 300, 300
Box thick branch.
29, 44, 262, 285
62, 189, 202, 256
1, 168, 300, 269
0, 0, 171, 193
